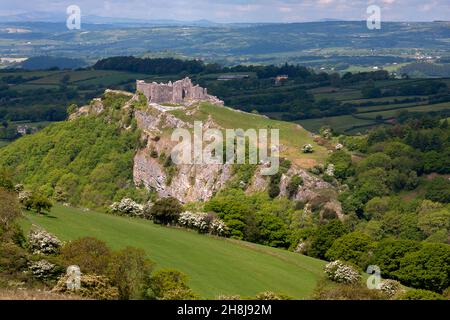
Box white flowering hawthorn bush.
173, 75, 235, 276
110, 198, 144, 217
210, 218, 227, 236
302, 144, 314, 153
28, 228, 62, 255
178, 211, 227, 236
324, 260, 361, 284
380, 279, 404, 298
28, 260, 59, 279
18, 190, 32, 205
294, 241, 308, 254
325, 163, 335, 177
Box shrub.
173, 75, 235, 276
0, 172, 14, 192
60, 237, 112, 275
313, 282, 385, 300
307, 220, 347, 259
149, 197, 183, 225
178, 211, 228, 236
109, 198, 144, 217
364, 197, 391, 220
287, 175, 303, 199
254, 291, 293, 300
324, 260, 361, 284
325, 232, 375, 268
394, 243, 450, 292
147, 269, 198, 300
302, 144, 314, 153
107, 247, 154, 300
27, 259, 61, 280
24, 192, 53, 214
268, 172, 282, 199
379, 279, 404, 299
53, 273, 119, 300
370, 239, 422, 279
399, 289, 446, 300
425, 177, 450, 203
0, 242, 29, 274
0, 188, 22, 242
28, 227, 62, 255
215, 294, 241, 300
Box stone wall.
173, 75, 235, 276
136, 77, 222, 105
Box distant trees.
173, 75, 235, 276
94, 56, 206, 75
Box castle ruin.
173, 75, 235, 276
136, 77, 223, 105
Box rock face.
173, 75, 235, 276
136, 77, 223, 105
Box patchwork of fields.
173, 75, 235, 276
297, 78, 450, 133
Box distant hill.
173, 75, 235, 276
16, 56, 87, 70
0, 20, 448, 66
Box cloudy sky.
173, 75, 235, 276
0, 0, 448, 23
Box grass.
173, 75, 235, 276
357, 101, 450, 119
169, 102, 329, 168
298, 101, 450, 133
20, 205, 326, 299
0, 289, 85, 300
297, 115, 376, 134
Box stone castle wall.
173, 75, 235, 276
136, 77, 222, 105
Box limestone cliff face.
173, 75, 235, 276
131, 97, 338, 213
134, 150, 234, 203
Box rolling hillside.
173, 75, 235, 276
21, 205, 326, 299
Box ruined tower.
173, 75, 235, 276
136, 77, 223, 105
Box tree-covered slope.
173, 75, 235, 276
0, 115, 142, 208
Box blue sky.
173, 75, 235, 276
0, 0, 449, 23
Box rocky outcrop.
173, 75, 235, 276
136, 77, 223, 106
134, 150, 234, 203
69, 98, 104, 120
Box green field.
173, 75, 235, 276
357, 102, 450, 119
297, 115, 377, 134
21, 205, 326, 299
